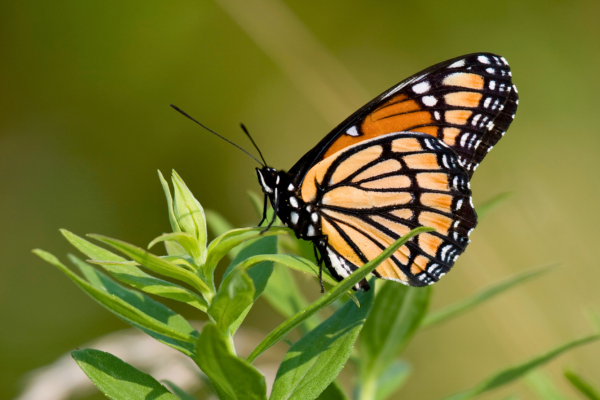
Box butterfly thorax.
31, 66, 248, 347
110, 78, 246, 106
256, 167, 322, 241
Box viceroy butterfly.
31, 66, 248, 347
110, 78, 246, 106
174, 52, 518, 291
255, 53, 518, 291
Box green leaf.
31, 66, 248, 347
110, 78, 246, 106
34, 250, 197, 353
476, 191, 514, 220
61, 228, 126, 262
158, 170, 181, 233
62, 229, 206, 311
172, 170, 207, 255
148, 232, 202, 266
230, 252, 358, 306
209, 270, 255, 333
224, 236, 278, 334
270, 285, 374, 400
317, 381, 349, 400
89, 234, 211, 299
205, 227, 287, 280
358, 283, 430, 399
165, 240, 188, 257
441, 334, 600, 400
564, 369, 600, 400
163, 380, 198, 400
422, 264, 556, 328
72, 349, 178, 400
373, 360, 411, 400
87, 259, 207, 312
262, 264, 322, 333
246, 227, 434, 363
524, 371, 573, 400
195, 323, 267, 400
69, 255, 198, 355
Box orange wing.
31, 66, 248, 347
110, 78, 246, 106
301, 132, 476, 287
288, 53, 518, 182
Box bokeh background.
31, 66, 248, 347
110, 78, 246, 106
2, 0, 600, 398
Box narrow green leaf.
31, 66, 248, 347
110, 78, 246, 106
163, 380, 197, 400
205, 227, 287, 279
148, 232, 202, 266
34, 250, 196, 347
271, 286, 374, 400
61, 229, 126, 262
62, 230, 204, 309
423, 264, 556, 328
224, 236, 278, 334
158, 170, 181, 233
476, 191, 514, 220
246, 227, 434, 363
229, 252, 358, 306
67, 255, 198, 356
564, 369, 600, 400
165, 240, 188, 257
262, 264, 322, 333
85, 258, 207, 312
172, 170, 207, 254
72, 349, 178, 400
195, 323, 267, 400
317, 381, 349, 400
374, 361, 411, 400
441, 334, 600, 400
89, 234, 211, 299
209, 271, 255, 333
524, 371, 573, 400
358, 282, 430, 399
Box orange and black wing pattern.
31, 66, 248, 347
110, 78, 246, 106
301, 132, 476, 287
289, 53, 518, 181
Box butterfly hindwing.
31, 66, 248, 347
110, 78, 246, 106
289, 53, 518, 181
299, 132, 476, 287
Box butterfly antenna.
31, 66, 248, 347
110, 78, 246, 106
240, 123, 268, 166
170, 104, 264, 166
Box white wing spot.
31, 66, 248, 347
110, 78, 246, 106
489, 80, 496, 90
484, 97, 492, 108
513, 84, 518, 93
412, 81, 431, 94
487, 121, 495, 131
478, 55, 490, 64
307, 225, 316, 237
290, 211, 299, 225
448, 59, 465, 68
472, 114, 481, 126
460, 133, 469, 148
289, 196, 299, 208
456, 199, 463, 210
311, 212, 319, 223
346, 126, 359, 136
486, 68, 495, 74
434, 111, 441, 120
422, 95, 437, 106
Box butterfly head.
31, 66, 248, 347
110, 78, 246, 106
256, 167, 280, 195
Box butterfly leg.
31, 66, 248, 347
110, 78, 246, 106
261, 189, 279, 234
312, 236, 329, 293
257, 192, 268, 227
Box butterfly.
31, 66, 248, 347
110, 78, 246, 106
253, 53, 518, 291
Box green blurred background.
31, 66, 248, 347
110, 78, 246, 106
2, 0, 600, 398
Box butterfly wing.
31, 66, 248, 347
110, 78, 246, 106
289, 53, 518, 181
301, 132, 476, 287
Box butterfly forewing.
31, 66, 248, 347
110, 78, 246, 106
289, 53, 518, 182
300, 132, 476, 287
